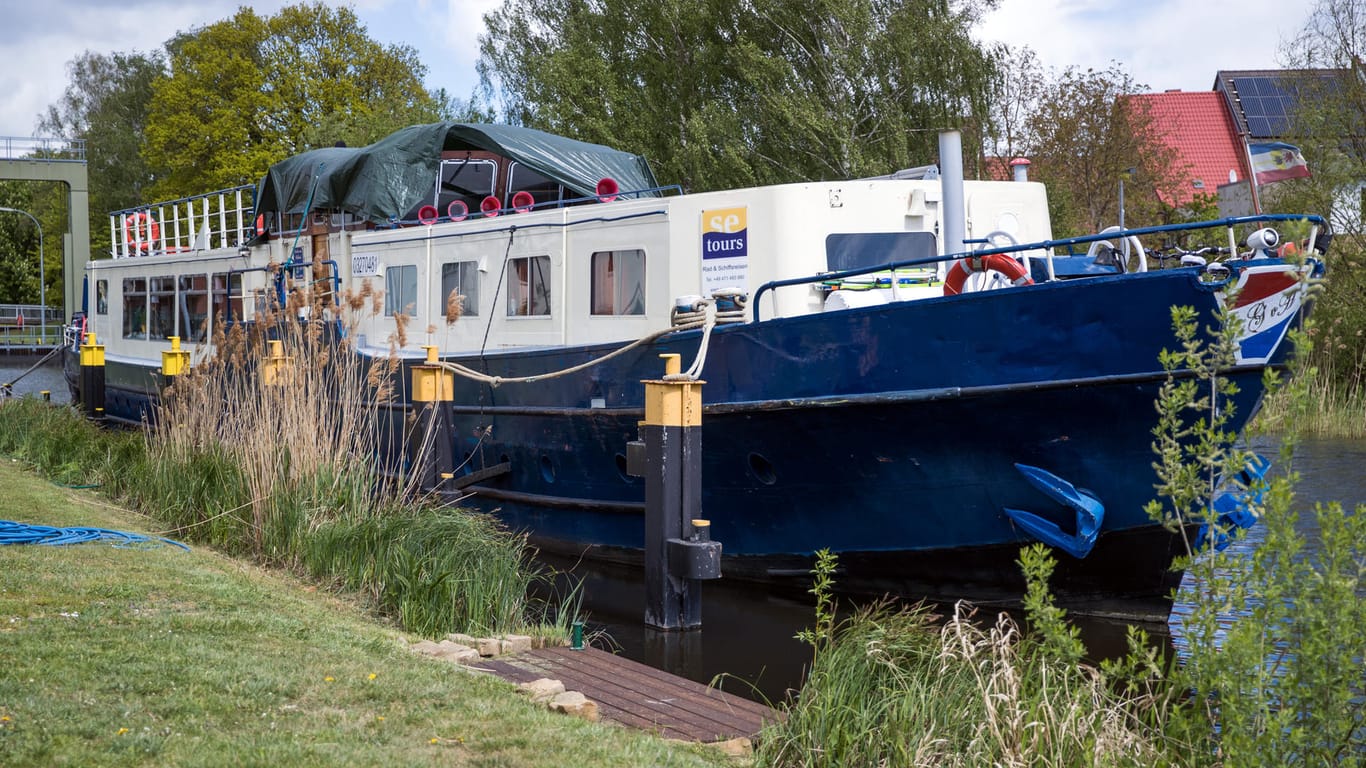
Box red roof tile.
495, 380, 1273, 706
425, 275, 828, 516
1125, 91, 1248, 206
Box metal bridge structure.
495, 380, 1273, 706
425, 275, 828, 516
0, 137, 91, 323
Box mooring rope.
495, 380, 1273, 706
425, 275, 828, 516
0, 520, 190, 551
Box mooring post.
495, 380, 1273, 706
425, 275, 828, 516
409, 345, 456, 492
160, 335, 190, 390
628, 353, 721, 631
78, 331, 105, 420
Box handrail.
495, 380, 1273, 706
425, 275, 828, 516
751, 214, 1327, 323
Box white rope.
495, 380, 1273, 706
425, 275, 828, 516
437, 317, 706, 387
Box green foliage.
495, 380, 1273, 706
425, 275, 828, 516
38, 50, 164, 260
794, 547, 838, 654
1020, 64, 1187, 237
144, 2, 444, 199
479, 0, 1002, 191
1017, 543, 1085, 665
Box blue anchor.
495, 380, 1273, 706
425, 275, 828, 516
1004, 464, 1105, 559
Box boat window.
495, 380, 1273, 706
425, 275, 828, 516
825, 232, 938, 272
507, 255, 551, 316
178, 275, 210, 342
506, 162, 564, 209
122, 277, 147, 339
148, 276, 176, 341
95, 280, 108, 315
441, 261, 480, 317
591, 249, 646, 315
437, 158, 496, 214
211, 272, 243, 325
385, 264, 418, 317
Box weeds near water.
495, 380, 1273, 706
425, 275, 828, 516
756, 548, 1175, 768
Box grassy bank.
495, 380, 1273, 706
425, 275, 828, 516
1251, 365, 1366, 439
0, 459, 725, 767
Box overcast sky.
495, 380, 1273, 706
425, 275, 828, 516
0, 0, 1307, 139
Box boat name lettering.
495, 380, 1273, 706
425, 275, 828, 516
352, 253, 380, 276
1245, 290, 1297, 333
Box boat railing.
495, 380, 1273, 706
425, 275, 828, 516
751, 214, 1327, 322
110, 185, 257, 259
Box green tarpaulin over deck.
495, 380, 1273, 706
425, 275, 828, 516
252, 122, 659, 224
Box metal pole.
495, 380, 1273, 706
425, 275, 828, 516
0, 207, 45, 345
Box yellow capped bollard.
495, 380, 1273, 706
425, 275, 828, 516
262, 339, 291, 386
79, 331, 106, 419
411, 345, 454, 403
409, 345, 457, 493
161, 336, 191, 378
629, 353, 720, 631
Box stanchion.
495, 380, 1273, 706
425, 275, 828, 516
628, 353, 722, 631
79, 332, 106, 420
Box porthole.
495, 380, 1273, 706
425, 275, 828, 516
748, 452, 777, 485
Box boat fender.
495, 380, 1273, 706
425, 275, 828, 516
942, 253, 1032, 296
596, 177, 620, 203
123, 212, 160, 253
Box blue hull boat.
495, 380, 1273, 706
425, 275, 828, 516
60, 122, 1324, 606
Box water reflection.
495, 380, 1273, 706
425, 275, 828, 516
0, 355, 69, 403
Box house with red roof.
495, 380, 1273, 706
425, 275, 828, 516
1124, 90, 1249, 209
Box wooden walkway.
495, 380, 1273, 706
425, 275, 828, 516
471, 646, 779, 742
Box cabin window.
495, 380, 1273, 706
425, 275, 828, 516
385, 264, 418, 317
148, 276, 176, 341
441, 261, 480, 317
178, 275, 210, 342
591, 249, 646, 315
122, 277, 147, 339
436, 158, 496, 216
212, 272, 243, 324
507, 255, 551, 316
95, 280, 108, 315
507, 163, 564, 209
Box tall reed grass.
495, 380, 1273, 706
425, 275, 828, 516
1, 280, 565, 638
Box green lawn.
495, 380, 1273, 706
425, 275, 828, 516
0, 460, 728, 767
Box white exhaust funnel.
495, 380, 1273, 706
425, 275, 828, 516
938, 130, 966, 257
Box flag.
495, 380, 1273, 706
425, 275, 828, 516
1248, 142, 1311, 185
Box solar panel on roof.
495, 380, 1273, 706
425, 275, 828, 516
1232, 77, 1296, 138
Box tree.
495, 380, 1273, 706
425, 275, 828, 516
1020, 64, 1185, 238
1277, 0, 1366, 399
478, 0, 1002, 191
38, 50, 165, 259
144, 2, 445, 199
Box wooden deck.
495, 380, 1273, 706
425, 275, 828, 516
471, 645, 779, 742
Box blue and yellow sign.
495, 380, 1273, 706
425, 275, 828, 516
700, 207, 749, 294
701, 207, 747, 260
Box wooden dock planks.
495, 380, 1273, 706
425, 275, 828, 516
472, 646, 779, 742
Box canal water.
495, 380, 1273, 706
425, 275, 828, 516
5, 356, 1362, 704
0, 354, 68, 403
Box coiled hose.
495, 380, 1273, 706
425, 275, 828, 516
0, 520, 189, 551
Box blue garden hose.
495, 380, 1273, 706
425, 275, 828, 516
0, 520, 190, 551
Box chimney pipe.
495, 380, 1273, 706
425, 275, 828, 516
1010, 157, 1031, 183
939, 131, 966, 257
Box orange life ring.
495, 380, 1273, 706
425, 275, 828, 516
124, 212, 160, 253
943, 253, 1033, 296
